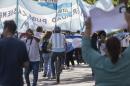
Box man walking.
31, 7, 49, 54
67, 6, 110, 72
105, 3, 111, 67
25, 29, 41, 86
50, 26, 66, 80
0, 20, 29, 86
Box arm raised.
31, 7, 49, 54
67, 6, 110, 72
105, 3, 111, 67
84, 18, 92, 38
125, 13, 130, 32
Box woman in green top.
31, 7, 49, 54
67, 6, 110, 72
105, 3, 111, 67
82, 13, 130, 86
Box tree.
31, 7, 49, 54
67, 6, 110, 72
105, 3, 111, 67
83, 0, 96, 5
84, 0, 130, 13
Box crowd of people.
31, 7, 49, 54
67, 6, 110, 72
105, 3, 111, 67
0, 20, 84, 86
0, 12, 130, 86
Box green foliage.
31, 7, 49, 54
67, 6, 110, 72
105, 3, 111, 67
83, 0, 96, 4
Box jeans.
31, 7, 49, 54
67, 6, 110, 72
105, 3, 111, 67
42, 53, 51, 77
66, 50, 75, 67
74, 48, 82, 64
39, 52, 44, 72
25, 61, 39, 86
51, 52, 65, 77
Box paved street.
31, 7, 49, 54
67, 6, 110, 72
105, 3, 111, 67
24, 64, 95, 86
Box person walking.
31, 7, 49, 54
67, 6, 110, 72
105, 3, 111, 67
42, 31, 52, 78
65, 41, 75, 69
24, 29, 41, 86
0, 20, 29, 86
72, 31, 82, 64
49, 26, 66, 79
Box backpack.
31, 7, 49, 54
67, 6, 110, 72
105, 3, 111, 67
42, 38, 49, 53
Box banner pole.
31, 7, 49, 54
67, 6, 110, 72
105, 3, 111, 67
16, 0, 19, 29
70, 0, 72, 31
55, 0, 58, 26
76, 0, 83, 32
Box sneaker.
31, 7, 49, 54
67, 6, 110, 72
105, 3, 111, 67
43, 74, 47, 77
47, 74, 51, 80
51, 76, 56, 79
47, 76, 51, 80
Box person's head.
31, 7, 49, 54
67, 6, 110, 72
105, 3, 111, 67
81, 32, 85, 35
66, 31, 71, 35
91, 32, 98, 40
26, 29, 34, 39
3, 20, 17, 37
54, 26, 61, 33
99, 31, 106, 40
76, 30, 80, 34
36, 26, 43, 32
106, 37, 121, 64
44, 31, 52, 39
124, 29, 128, 32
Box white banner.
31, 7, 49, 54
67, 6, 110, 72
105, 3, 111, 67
0, 0, 84, 32
0, 0, 116, 33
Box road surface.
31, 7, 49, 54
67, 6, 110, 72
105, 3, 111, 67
24, 64, 95, 86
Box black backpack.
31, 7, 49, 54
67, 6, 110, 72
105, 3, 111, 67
42, 38, 49, 53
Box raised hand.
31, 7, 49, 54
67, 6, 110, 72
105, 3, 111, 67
84, 18, 92, 38
125, 12, 130, 32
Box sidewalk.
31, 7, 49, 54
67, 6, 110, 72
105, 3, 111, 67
24, 64, 95, 86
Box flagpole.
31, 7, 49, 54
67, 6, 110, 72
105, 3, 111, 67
0, 18, 3, 29
69, 0, 72, 31
77, 0, 88, 32
55, 0, 58, 26
16, 0, 19, 29
76, 0, 83, 32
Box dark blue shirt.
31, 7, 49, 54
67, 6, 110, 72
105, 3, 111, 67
0, 37, 29, 86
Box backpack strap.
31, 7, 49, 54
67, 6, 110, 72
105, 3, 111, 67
26, 38, 33, 54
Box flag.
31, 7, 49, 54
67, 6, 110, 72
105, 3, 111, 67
77, 0, 88, 20
57, 3, 72, 17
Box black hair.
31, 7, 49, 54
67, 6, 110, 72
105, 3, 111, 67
98, 30, 106, 39
76, 30, 80, 33
43, 31, 52, 39
91, 33, 98, 51
54, 26, 61, 33
4, 20, 17, 34
124, 29, 128, 32
99, 31, 106, 37
26, 29, 34, 35
106, 37, 121, 64
36, 26, 43, 32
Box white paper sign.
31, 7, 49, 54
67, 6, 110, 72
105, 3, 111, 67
90, 4, 128, 33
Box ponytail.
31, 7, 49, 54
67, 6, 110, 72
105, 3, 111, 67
106, 37, 121, 64
109, 50, 120, 64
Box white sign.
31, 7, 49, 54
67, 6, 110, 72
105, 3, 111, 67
90, 4, 128, 33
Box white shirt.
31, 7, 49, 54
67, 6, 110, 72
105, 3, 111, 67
50, 33, 66, 52
72, 33, 82, 48
121, 34, 130, 48
99, 43, 106, 56
121, 38, 129, 48
72, 38, 82, 48
26, 38, 40, 62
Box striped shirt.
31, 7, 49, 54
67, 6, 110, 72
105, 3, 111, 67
50, 33, 66, 52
